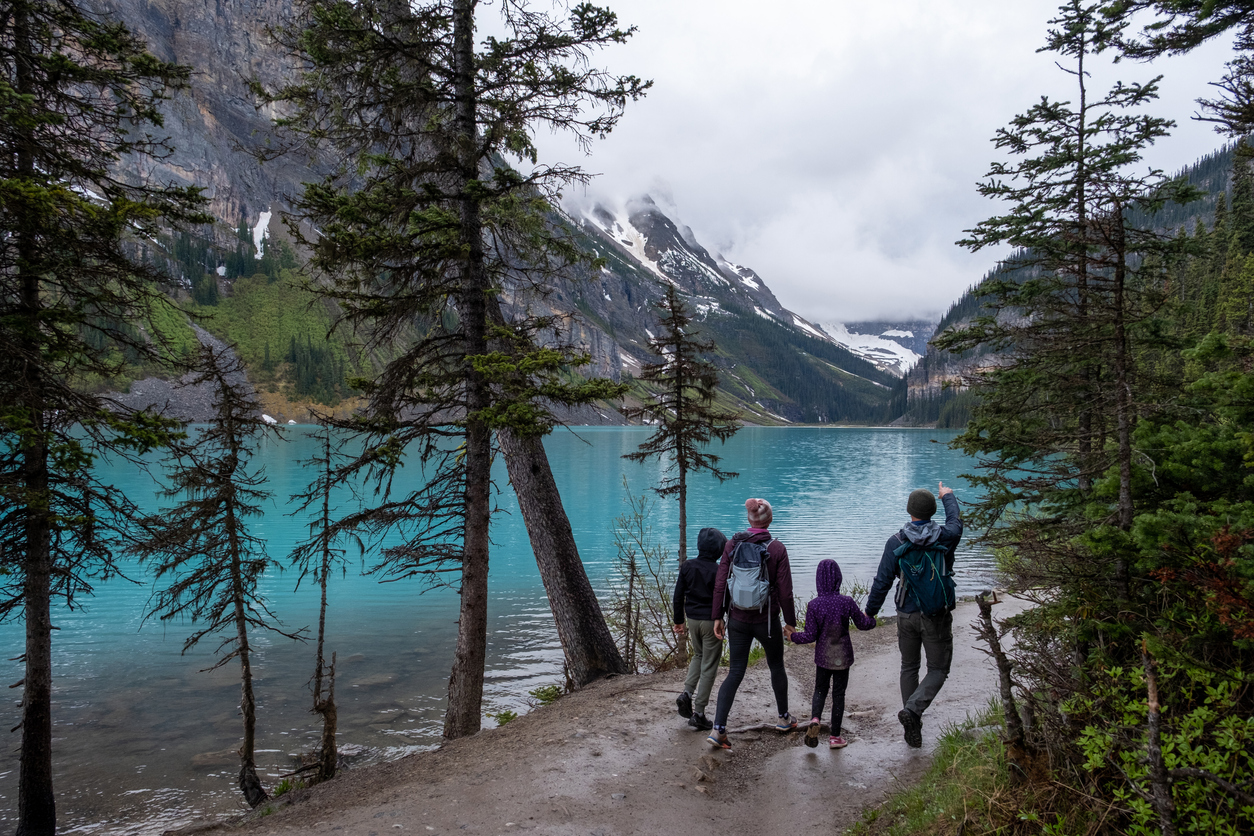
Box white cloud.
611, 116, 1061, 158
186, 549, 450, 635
530, 0, 1237, 322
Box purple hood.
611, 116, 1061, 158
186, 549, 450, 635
816, 558, 842, 596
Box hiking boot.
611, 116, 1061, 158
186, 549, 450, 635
688, 712, 713, 731
898, 708, 923, 748
707, 730, 732, 751
774, 713, 797, 732
804, 718, 820, 748
676, 691, 693, 719
829, 735, 848, 749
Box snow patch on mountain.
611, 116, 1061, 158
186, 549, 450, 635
821, 322, 923, 376
790, 315, 828, 341
582, 205, 669, 283
253, 209, 271, 259
719, 258, 762, 291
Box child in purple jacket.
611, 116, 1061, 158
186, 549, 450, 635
786, 559, 876, 748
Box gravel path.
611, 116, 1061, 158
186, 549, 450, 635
173, 596, 1026, 836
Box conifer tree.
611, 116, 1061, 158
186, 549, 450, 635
623, 284, 740, 561
1110, 1, 1254, 133
134, 346, 295, 809
287, 425, 358, 784
0, 4, 206, 833
263, 0, 646, 736
1230, 141, 1254, 253
943, 0, 1192, 542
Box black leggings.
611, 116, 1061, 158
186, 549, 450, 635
811, 666, 850, 735
713, 616, 788, 728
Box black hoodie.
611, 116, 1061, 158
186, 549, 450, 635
672, 527, 727, 624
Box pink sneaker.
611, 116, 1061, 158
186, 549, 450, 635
829, 735, 848, 749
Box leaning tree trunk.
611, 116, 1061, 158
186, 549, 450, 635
232, 543, 268, 808
499, 429, 629, 685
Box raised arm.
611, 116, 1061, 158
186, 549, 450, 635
938, 483, 963, 548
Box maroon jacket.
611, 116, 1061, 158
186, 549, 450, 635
711, 529, 796, 627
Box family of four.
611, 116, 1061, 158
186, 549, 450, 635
672, 484, 963, 752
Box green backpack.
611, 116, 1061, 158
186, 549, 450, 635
893, 535, 956, 617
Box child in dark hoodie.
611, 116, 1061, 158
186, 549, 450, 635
786, 559, 876, 748
672, 527, 728, 731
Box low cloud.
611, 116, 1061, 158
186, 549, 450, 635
537, 0, 1235, 322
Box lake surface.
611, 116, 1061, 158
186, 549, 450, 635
0, 426, 993, 834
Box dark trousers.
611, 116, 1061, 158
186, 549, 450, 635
713, 616, 788, 728
810, 666, 850, 734
898, 609, 954, 717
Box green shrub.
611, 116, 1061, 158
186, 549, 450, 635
529, 684, 563, 706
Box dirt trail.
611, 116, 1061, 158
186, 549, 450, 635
188, 597, 1025, 836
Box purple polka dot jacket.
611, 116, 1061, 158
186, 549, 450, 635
789, 559, 876, 670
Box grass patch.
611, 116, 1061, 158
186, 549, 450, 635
272, 777, 302, 798
849, 700, 1012, 836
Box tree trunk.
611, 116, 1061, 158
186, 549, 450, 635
232, 530, 268, 808
1112, 212, 1133, 603
312, 433, 337, 782
14, 6, 56, 832
315, 653, 338, 784
499, 429, 629, 685
18, 437, 55, 836
677, 464, 688, 563
1075, 35, 1095, 495
445, 0, 489, 740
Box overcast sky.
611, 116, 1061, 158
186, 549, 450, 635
527, 0, 1238, 324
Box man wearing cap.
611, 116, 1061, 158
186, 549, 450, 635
865, 482, 963, 749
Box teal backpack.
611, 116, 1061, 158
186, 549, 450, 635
893, 535, 956, 617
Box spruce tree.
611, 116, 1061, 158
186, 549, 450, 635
0, 4, 206, 833
1229, 140, 1254, 254
134, 346, 296, 809
1110, 1, 1254, 133
944, 0, 1192, 537
263, 0, 645, 736
623, 284, 740, 561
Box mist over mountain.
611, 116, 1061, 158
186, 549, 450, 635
95, 0, 941, 425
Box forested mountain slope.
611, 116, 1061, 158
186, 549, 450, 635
894, 143, 1238, 427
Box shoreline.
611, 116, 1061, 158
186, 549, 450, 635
169, 596, 1024, 836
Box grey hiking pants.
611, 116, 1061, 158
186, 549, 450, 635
898, 609, 953, 718
682, 618, 722, 716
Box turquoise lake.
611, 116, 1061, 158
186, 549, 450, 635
0, 426, 993, 833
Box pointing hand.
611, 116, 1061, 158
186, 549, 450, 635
938, 481, 953, 498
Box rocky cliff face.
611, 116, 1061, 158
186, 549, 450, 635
103, 0, 306, 243
102, 0, 903, 423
